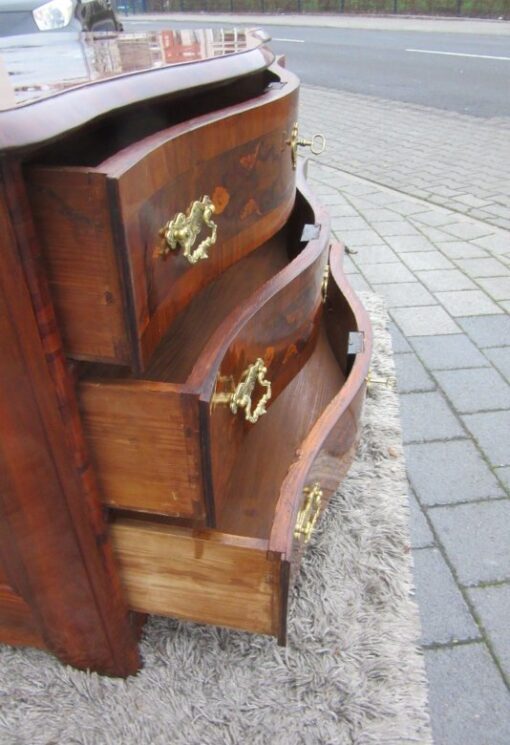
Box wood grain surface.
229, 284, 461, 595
109, 241, 371, 644
0, 163, 140, 675
26, 168, 131, 363
79, 381, 206, 521
111, 519, 280, 636
79, 181, 329, 525
26, 63, 299, 370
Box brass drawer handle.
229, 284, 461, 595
294, 483, 323, 544
159, 195, 217, 264
321, 262, 330, 303
230, 358, 272, 424
287, 122, 326, 170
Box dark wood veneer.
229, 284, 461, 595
0, 165, 139, 675
26, 63, 299, 370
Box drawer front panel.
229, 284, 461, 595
286, 382, 367, 589
111, 519, 281, 636
206, 237, 328, 518
269, 243, 372, 598
116, 87, 299, 368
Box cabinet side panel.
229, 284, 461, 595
26, 168, 129, 363
0, 584, 45, 649
0, 524, 45, 649
0, 165, 140, 675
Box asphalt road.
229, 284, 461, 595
123, 17, 510, 118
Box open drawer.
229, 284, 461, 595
110, 242, 372, 643
26, 62, 299, 371
77, 174, 330, 525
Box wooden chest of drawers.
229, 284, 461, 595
0, 28, 371, 675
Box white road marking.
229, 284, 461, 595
406, 48, 510, 62
273, 37, 305, 44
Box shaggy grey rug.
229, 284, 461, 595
0, 294, 432, 745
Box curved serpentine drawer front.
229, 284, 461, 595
109, 243, 372, 643
26, 64, 299, 372
78, 183, 329, 525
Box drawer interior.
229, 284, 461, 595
216, 322, 346, 539
216, 244, 362, 542
27, 69, 278, 170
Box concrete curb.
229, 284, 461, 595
123, 11, 510, 35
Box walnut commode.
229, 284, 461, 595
0, 28, 371, 675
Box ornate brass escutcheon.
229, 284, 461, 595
294, 483, 323, 544
159, 195, 217, 264
230, 358, 272, 424
286, 122, 326, 170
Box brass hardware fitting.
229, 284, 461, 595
230, 358, 272, 424
159, 195, 217, 264
321, 263, 330, 303
366, 370, 397, 391
294, 483, 323, 544
287, 122, 326, 170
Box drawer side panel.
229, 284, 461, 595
112, 520, 279, 636
79, 382, 205, 520
26, 169, 129, 364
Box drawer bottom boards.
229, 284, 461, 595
110, 243, 371, 643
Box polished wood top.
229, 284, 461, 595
0, 27, 273, 153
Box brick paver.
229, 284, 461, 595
303, 79, 510, 739
394, 353, 434, 393
405, 440, 504, 506
425, 645, 510, 745
409, 334, 490, 370
468, 584, 510, 683
429, 501, 510, 585
412, 548, 480, 645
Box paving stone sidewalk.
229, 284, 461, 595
303, 91, 510, 743
301, 85, 510, 232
